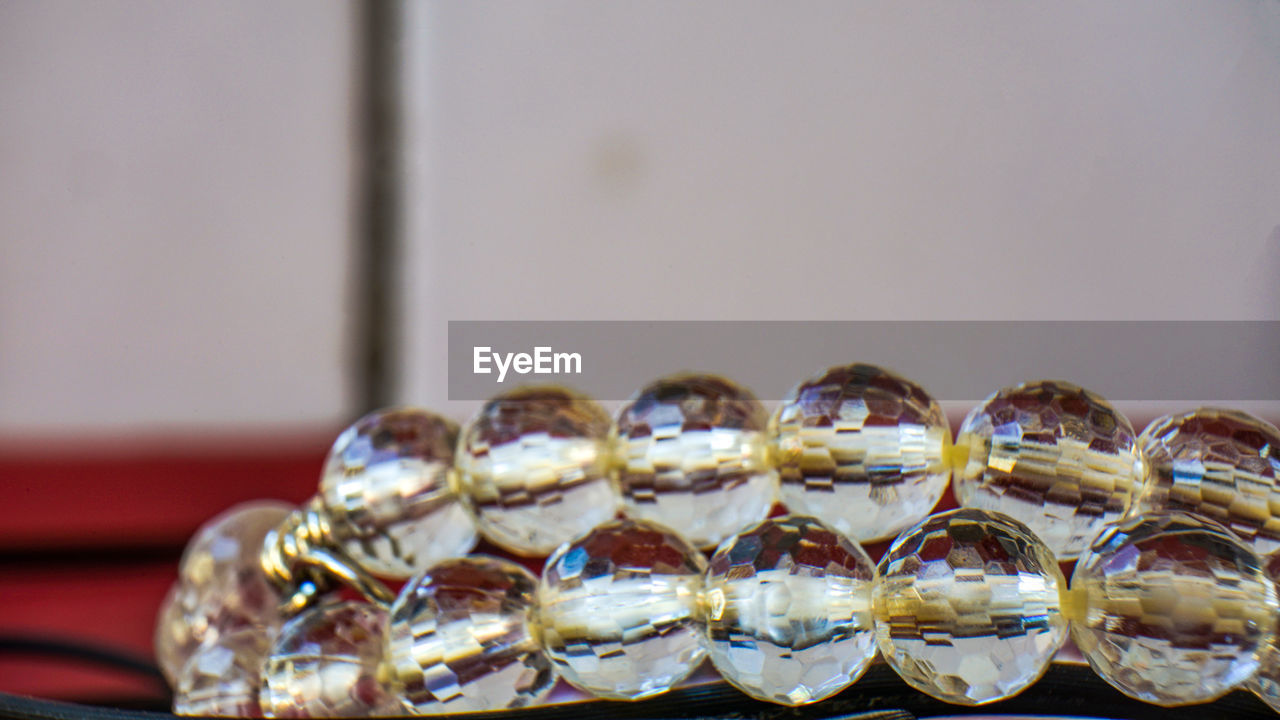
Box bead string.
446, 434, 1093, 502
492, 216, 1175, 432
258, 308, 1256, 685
155, 368, 1280, 717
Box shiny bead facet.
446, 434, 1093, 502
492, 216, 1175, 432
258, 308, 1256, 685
455, 386, 619, 556
388, 556, 553, 713
872, 508, 1067, 705
261, 601, 400, 718
702, 515, 877, 705
1071, 512, 1278, 706
615, 373, 777, 548
1134, 408, 1280, 554
160, 501, 292, 687
174, 628, 274, 717
773, 364, 951, 543
319, 407, 475, 578
539, 518, 707, 700
954, 380, 1142, 559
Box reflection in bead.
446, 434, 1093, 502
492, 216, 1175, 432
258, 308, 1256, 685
615, 373, 777, 548
320, 407, 475, 578
174, 628, 274, 717
954, 380, 1142, 559
159, 501, 292, 688
388, 556, 553, 714
1071, 512, 1278, 706
873, 508, 1067, 705
1135, 408, 1280, 554
703, 515, 877, 705
261, 601, 400, 718
773, 364, 951, 543
539, 519, 707, 700
455, 386, 619, 556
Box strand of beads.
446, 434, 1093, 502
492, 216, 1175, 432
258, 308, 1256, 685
156, 367, 1280, 716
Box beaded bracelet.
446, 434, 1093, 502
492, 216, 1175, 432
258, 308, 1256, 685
153, 364, 1280, 718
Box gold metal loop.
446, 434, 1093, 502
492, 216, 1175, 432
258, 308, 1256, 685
260, 496, 395, 614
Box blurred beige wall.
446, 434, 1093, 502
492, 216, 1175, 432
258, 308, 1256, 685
2, 2, 1277, 433
403, 1, 1280, 415
0, 0, 359, 434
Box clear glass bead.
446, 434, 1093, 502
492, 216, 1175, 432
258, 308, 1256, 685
1135, 408, 1280, 554
1249, 552, 1280, 711
159, 501, 292, 687
455, 385, 619, 556
388, 555, 553, 713
954, 380, 1142, 559
261, 601, 400, 718
319, 407, 476, 578
1071, 511, 1278, 706
539, 518, 707, 700
155, 582, 198, 686
615, 373, 777, 549
773, 364, 951, 543
702, 515, 877, 705
174, 628, 274, 717
872, 508, 1067, 705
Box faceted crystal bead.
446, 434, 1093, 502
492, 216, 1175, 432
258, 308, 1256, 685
174, 628, 274, 717
615, 373, 777, 548
1134, 408, 1280, 554
872, 508, 1067, 705
539, 518, 707, 700
954, 380, 1143, 559
388, 556, 553, 713
155, 582, 198, 686
702, 515, 877, 705
773, 364, 951, 543
159, 501, 292, 686
1071, 512, 1278, 706
319, 407, 476, 578
1249, 552, 1280, 712
261, 601, 400, 718
455, 386, 619, 555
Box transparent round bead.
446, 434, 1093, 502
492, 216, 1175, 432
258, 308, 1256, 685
388, 556, 553, 713
159, 501, 292, 686
1135, 408, 1280, 554
455, 385, 619, 556
702, 515, 877, 705
615, 373, 777, 549
872, 508, 1067, 705
174, 628, 274, 717
319, 407, 476, 578
261, 601, 400, 718
954, 380, 1143, 559
1071, 511, 1278, 706
1249, 552, 1280, 711
155, 582, 198, 686
539, 518, 707, 700
773, 364, 951, 543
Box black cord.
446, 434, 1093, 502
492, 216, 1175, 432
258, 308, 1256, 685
0, 634, 165, 685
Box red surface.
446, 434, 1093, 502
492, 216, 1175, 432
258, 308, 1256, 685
0, 434, 333, 700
